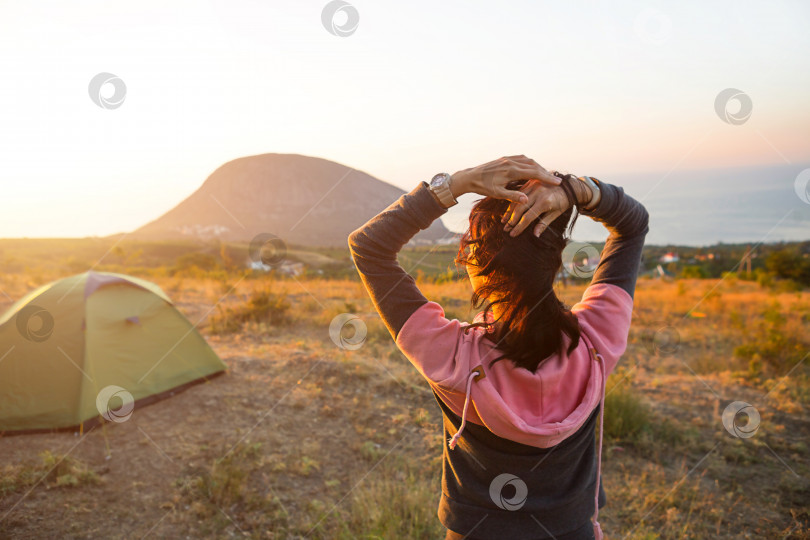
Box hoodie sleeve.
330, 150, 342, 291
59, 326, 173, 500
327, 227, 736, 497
348, 181, 450, 341
572, 179, 649, 375
578, 179, 650, 299
572, 283, 634, 376
348, 182, 477, 391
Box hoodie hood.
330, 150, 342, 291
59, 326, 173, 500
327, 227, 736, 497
395, 282, 633, 449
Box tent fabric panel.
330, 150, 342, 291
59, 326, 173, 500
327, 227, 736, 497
5, 371, 225, 436
0, 274, 85, 327
83, 271, 172, 304
0, 277, 87, 431
79, 285, 225, 425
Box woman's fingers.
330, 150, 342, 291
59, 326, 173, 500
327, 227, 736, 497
505, 194, 546, 236
508, 164, 560, 185
496, 187, 529, 205
501, 178, 548, 225
472, 156, 559, 202
532, 210, 563, 237
501, 191, 565, 237
501, 179, 543, 224
501, 202, 512, 223
503, 201, 526, 228
507, 201, 545, 237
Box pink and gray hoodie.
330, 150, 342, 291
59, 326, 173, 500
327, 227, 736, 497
349, 177, 648, 539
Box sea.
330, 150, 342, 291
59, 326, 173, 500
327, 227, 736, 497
443, 162, 810, 247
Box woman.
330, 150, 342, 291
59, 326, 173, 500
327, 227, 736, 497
348, 155, 649, 539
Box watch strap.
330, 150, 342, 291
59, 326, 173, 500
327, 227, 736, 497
429, 173, 458, 207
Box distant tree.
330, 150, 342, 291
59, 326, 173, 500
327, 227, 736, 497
765, 249, 810, 286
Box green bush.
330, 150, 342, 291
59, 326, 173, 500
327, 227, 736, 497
680, 265, 706, 279
603, 382, 651, 442
755, 268, 773, 289
765, 249, 810, 287
733, 301, 807, 374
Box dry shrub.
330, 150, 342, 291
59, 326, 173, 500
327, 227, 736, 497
209, 286, 292, 334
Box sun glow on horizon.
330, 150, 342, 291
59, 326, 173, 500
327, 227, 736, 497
1, 1, 808, 240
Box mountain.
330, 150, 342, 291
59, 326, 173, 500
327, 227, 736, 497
132, 153, 453, 246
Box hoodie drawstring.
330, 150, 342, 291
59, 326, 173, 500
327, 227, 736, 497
592, 350, 606, 540
448, 368, 483, 450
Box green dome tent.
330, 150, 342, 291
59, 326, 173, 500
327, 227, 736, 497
0, 271, 226, 433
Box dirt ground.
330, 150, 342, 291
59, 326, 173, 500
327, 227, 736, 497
1, 277, 809, 539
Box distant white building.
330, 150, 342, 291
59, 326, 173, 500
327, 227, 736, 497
659, 252, 680, 263
406, 234, 462, 247
176, 224, 231, 239
406, 238, 433, 246
248, 260, 305, 276
437, 235, 462, 245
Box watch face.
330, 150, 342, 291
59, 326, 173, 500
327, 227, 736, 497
430, 173, 447, 188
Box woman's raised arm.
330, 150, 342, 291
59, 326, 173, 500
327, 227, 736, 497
579, 179, 649, 299
501, 175, 649, 299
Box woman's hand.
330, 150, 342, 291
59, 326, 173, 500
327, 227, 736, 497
502, 177, 591, 237
450, 155, 561, 205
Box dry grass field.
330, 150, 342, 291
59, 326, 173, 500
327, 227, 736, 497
1, 262, 809, 538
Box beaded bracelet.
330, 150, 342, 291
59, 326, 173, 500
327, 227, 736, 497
551, 171, 580, 210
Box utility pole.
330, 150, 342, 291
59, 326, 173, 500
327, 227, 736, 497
742, 245, 753, 275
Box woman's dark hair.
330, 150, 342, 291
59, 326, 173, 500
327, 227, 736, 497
454, 174, 581, 373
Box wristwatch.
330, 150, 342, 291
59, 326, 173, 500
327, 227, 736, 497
428, 172, 458, 208
578, 175, 601, 210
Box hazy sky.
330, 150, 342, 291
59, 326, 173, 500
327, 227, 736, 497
1, 0, 808, 238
